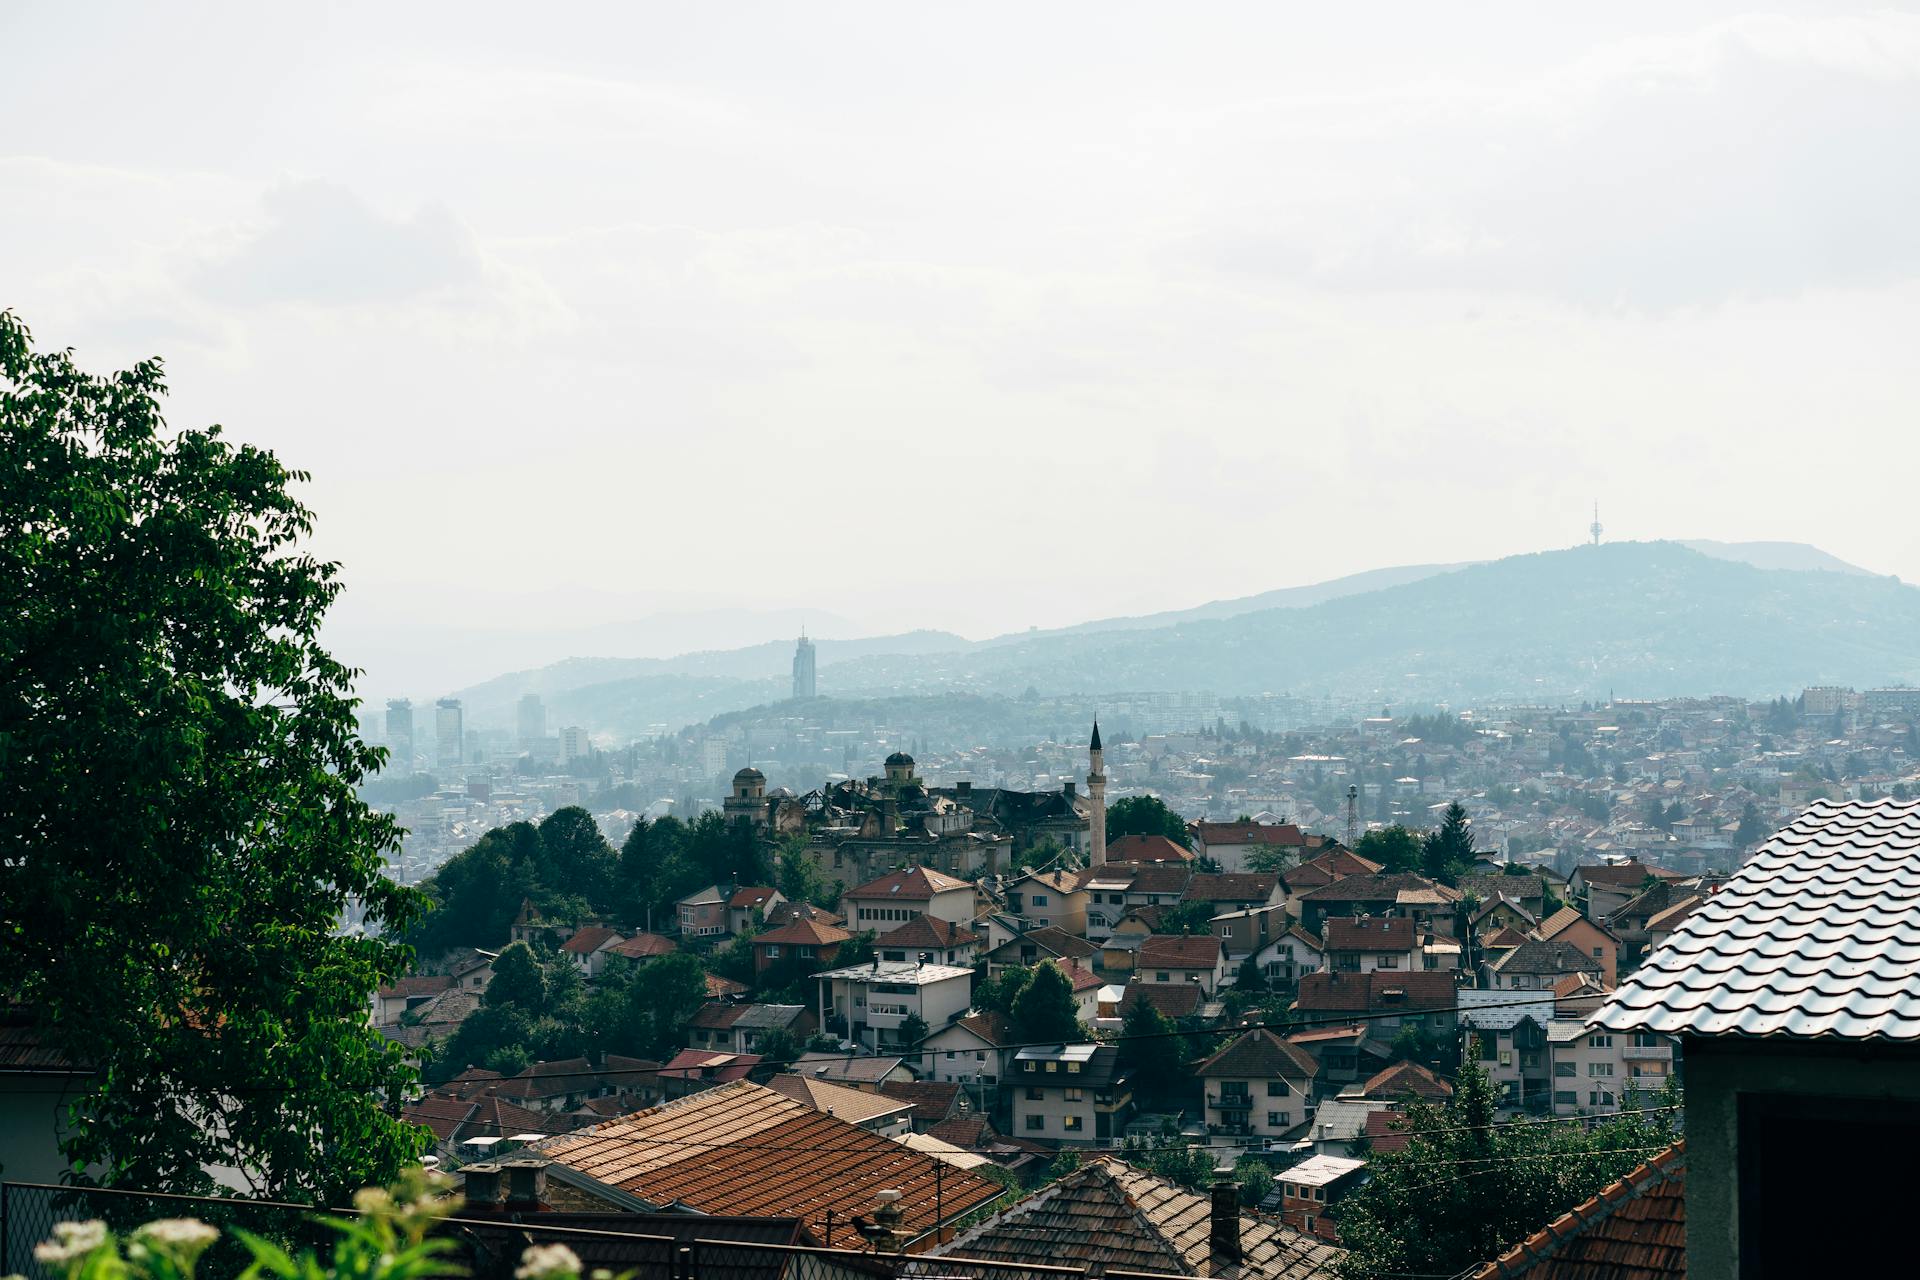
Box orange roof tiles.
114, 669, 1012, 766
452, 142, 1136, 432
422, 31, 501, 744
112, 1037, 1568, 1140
1468, 1142, 1685, 1280
538, 1080, 1003, 1237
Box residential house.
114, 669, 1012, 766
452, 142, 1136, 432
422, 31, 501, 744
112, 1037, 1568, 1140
1005, 868, 1089, 935
404, 1092, 566, 1164
375, 975, 452, 1024
1457, 874, 1551, 917
1469, 896, 1539, 938
1295, 874, 1459, 935
1010, 1043, 1133, 1144
765, 900, 845, 930
1534, 906, 1621, 986
815, 959, 973, 1051
1591, 798, 1920, 1280
686, 1003, 814, 1054
1276, 1155, 1367, 1243
1486, 940, 1601, 991
509, 898, 564, 948
935, 1156, 1341, 1279
675, 885, 730, 939
1351, 1060, 1453, 1105
985, 925, 1099, 976
1103, 834, 1194, 864
842, 866, 977, 930
1211, 902, 1290, 961
1643, 895, 1704, 951
877, 1079, 966, 1132
1294, 971, 1458, 1039
726, 885, 785, 935
1293, 1099, 1396, 1158
1250, 926, 1325, 989
1117, 982, 1210, 1027
604, 933, 678, 965
1285, 1026, 1392, 1093
877, 915, 981, 966
0, 1017, 88, 1184
752, 917, 851, 974
919, 1012, 1016, 1090
532, 1079, 1003, 1242
1137, 934, 1228, 994
1193, 1028, 1321, 1148
1189, 820, 1312, 873
765, 1072, 914, 1136
1570, 862, 1671, 920
656, 1049, 762, 1100
1181, 873, 1283, 917
789, 1051, 916, 1091
1546, 1023, 1676, 1116
561, 925, 626, 978
1322, 917, 1420, 974
1076, 864, 1141, 941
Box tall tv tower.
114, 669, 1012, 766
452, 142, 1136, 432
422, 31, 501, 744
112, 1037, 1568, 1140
1589, 501, 1604, 547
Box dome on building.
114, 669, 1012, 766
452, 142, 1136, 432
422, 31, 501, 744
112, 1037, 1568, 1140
733, 766, 766, 784
767, 785, 795, 799
884, 751, 915, 768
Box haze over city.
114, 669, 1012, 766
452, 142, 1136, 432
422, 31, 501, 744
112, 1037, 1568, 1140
7, 2, 1920, 696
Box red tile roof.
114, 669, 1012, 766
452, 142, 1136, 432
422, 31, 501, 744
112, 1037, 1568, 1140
1359, 1060, 1453, 1101
1468, 1142, 1686, 1280
1323, 917, 1417, 953
658, 1049, 762, 1083
607, 932, 679, 960
1059, 960, 1103, 993
376, 975, 453, 1000
1295, 971, 1457, 1014
1193, 821, 1307, 847
1182, 873, 1281, 904
705, 974, 750, 999
1299, 873, 1453, 903
1137, 934, 1224, 969
729, 886, 781, 910
1118, 983, 1204, 1020
1103, 834, 1193, 863
847, 866, 971, 900
765, 902, 844, 928
561, 925, 623, 955
878, 1079, 963, 1123
756, 917, 852, 947
1192, 1028, 1319, 1080
877, 916, 979, 949
539, 1080, 1003, 1237
1361, 1108, 1414, 1154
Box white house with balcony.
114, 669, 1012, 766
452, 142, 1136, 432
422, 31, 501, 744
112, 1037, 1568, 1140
815, 959, 974, 1052
1546, 1022, 1678, 1116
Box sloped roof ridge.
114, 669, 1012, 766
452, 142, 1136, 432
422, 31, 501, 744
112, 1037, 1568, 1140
1470, 1141, 1686, 1279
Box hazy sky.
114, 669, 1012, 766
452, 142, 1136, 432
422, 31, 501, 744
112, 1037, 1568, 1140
7, 3, 1920, 694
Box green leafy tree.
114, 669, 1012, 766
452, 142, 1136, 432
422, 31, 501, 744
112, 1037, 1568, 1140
1735, 801, 1771, 849
483, 941, 548, 1017
975, 964, 1034, 1017
1117, 998, 1186, 1100
1421, 801, 1477, 883
538, 806, 619, 906
1155, 901, 1218, 936
757, 1027, 802, 1068
1106, 795, 1191, 848
1010, 960, 1083, 1043
775, 835, 838, 909
1233, 1154, 1275, 1208
0, 311, 426, 1200
1335, 1052, 1682, 1280
898, 1011, 931, 1049
580, 951, 709, 1061
409, 822, 542, 955
1354, 825, 1423, 874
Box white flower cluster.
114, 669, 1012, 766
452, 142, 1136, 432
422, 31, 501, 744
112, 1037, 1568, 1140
135, 1219, 220, 1253
515, 1243, 583, 1280
33, 1220, 108, 1265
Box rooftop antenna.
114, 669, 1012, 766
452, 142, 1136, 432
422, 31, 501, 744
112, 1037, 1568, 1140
1589, 501, 1604, 547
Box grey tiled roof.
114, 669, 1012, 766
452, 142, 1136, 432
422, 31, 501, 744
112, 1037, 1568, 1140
1592, 799, 1920, 1042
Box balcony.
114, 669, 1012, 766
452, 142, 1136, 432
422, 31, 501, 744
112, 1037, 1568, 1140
1207, 1094, 1253, 1111
863, 1003, 913, 1029
1622, 1043, 1673, 1060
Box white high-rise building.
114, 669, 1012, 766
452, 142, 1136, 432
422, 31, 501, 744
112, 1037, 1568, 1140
435, 699, 464, 768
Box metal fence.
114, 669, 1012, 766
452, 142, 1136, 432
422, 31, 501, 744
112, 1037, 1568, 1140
0, 1183, 1196, 1280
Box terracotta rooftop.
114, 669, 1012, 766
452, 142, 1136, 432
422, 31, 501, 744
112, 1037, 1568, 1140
1490, 940, 1603, 978
1192, 1027, 1319, 1081
1138, 934, 1224, 969
765, 901, 844, 929
877, 1079, 962, 1123
756, 917, 852, 947
705, 973, 750, 999
1295, 971, 1457, 1014
538, 1080, 1003, 1237
764, 1073, 916, 1126
1358, 1060, 1453, 1101
1299, 873, 1454, 903
847, 866, 971, 900
1182, 873, 1281, 904
1468, 1142, 1686, 1280
1596, 799, 1920, 1041
939, 1156, 1341, 1279
728, 886, 780, 910
1119, 983, 1204, 1020
1538, 905, 1618, 942
658, 1049, 761, 1084
1192, 821, 1307, 847
1323, 917, 1417, 953
1103, 834, 1195, 863
561, 925, 623, 955
989, 925, 1098, 962
607, 932, 679, 960
876, 916, 979, 949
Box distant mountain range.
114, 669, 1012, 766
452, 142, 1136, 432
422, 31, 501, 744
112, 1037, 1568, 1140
451, 541, 1913, 737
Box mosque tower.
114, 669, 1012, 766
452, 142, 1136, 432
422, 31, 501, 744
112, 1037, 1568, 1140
1087, 721, 1107, 867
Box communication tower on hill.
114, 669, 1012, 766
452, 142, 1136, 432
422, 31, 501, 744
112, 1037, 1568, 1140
1589, 501, 1604, 547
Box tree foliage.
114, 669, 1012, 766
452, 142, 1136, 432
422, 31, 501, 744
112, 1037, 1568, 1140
1106, 795, 1191, 848
0, 311, 427, 1199
1009, 960, 1084, 1043
1420, 801, 1477, 883
1335, 1049, 1683, 1280
1354, 825, 1423, 875
1117, 998, 1186, 1100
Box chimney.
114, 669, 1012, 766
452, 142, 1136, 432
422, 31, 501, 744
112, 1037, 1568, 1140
462, 1162, 503, 1207
957, 780, 972, 799
1063, 780, 1077, 800
1209, 1169, 1241, 1263
503, 1158, 549, 1208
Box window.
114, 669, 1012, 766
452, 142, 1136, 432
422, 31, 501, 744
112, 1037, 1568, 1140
1045, 1061, 1058, 1073
1378, 955, 1400, 969
1283, 1183, 1295, 1198
1222, 1082, 1248, 1099
1304, 1217, 1315, 1234
1593, 946, 1604, 958
1023, 1061, 1036, 1073
1267, 1080, 1289, 1096
1554, 1062, 1576, 1078
1156, 972, 1170, 982
1268, 1111, 1288, 1127
1633, 1033, 1663, 1048
1589, 1090, 1615, 1107
1026, 1087, 1043, 1100
1033, 895, 1049, 906
765, 945, 781, 958
1067, 1062, 1081, 1073
1066, 1088, 1083, 1102
1554, 1090, 1578, 1106
1063, 1115, 1083, 1131
1587, 1034, 1612, 1049
1025, 1115, 1044, 1131
1589, 1062, 1614, 1078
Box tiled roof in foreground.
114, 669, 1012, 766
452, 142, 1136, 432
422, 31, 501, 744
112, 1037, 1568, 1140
937, 1157, 1341, 1279
1593, 798, 1920, 1041
1467, 1142, 1685, 1280
537, 1079, 1001, 1237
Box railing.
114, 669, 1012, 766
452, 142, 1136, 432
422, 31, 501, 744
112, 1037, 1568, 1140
1621, 1044, 1673, 1060
1205, 1094, 1252, 1111
1, 1183, 1199, 1280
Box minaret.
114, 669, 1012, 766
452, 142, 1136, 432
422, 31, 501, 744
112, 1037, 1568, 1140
1087, 721, 1107, 867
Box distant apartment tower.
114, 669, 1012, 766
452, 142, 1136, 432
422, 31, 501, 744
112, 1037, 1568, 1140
435, 698, 464, 768
385, 699, 414, 772
517, 693, 547, 747
792, 633, 817, 700
561, 725, 590, 764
